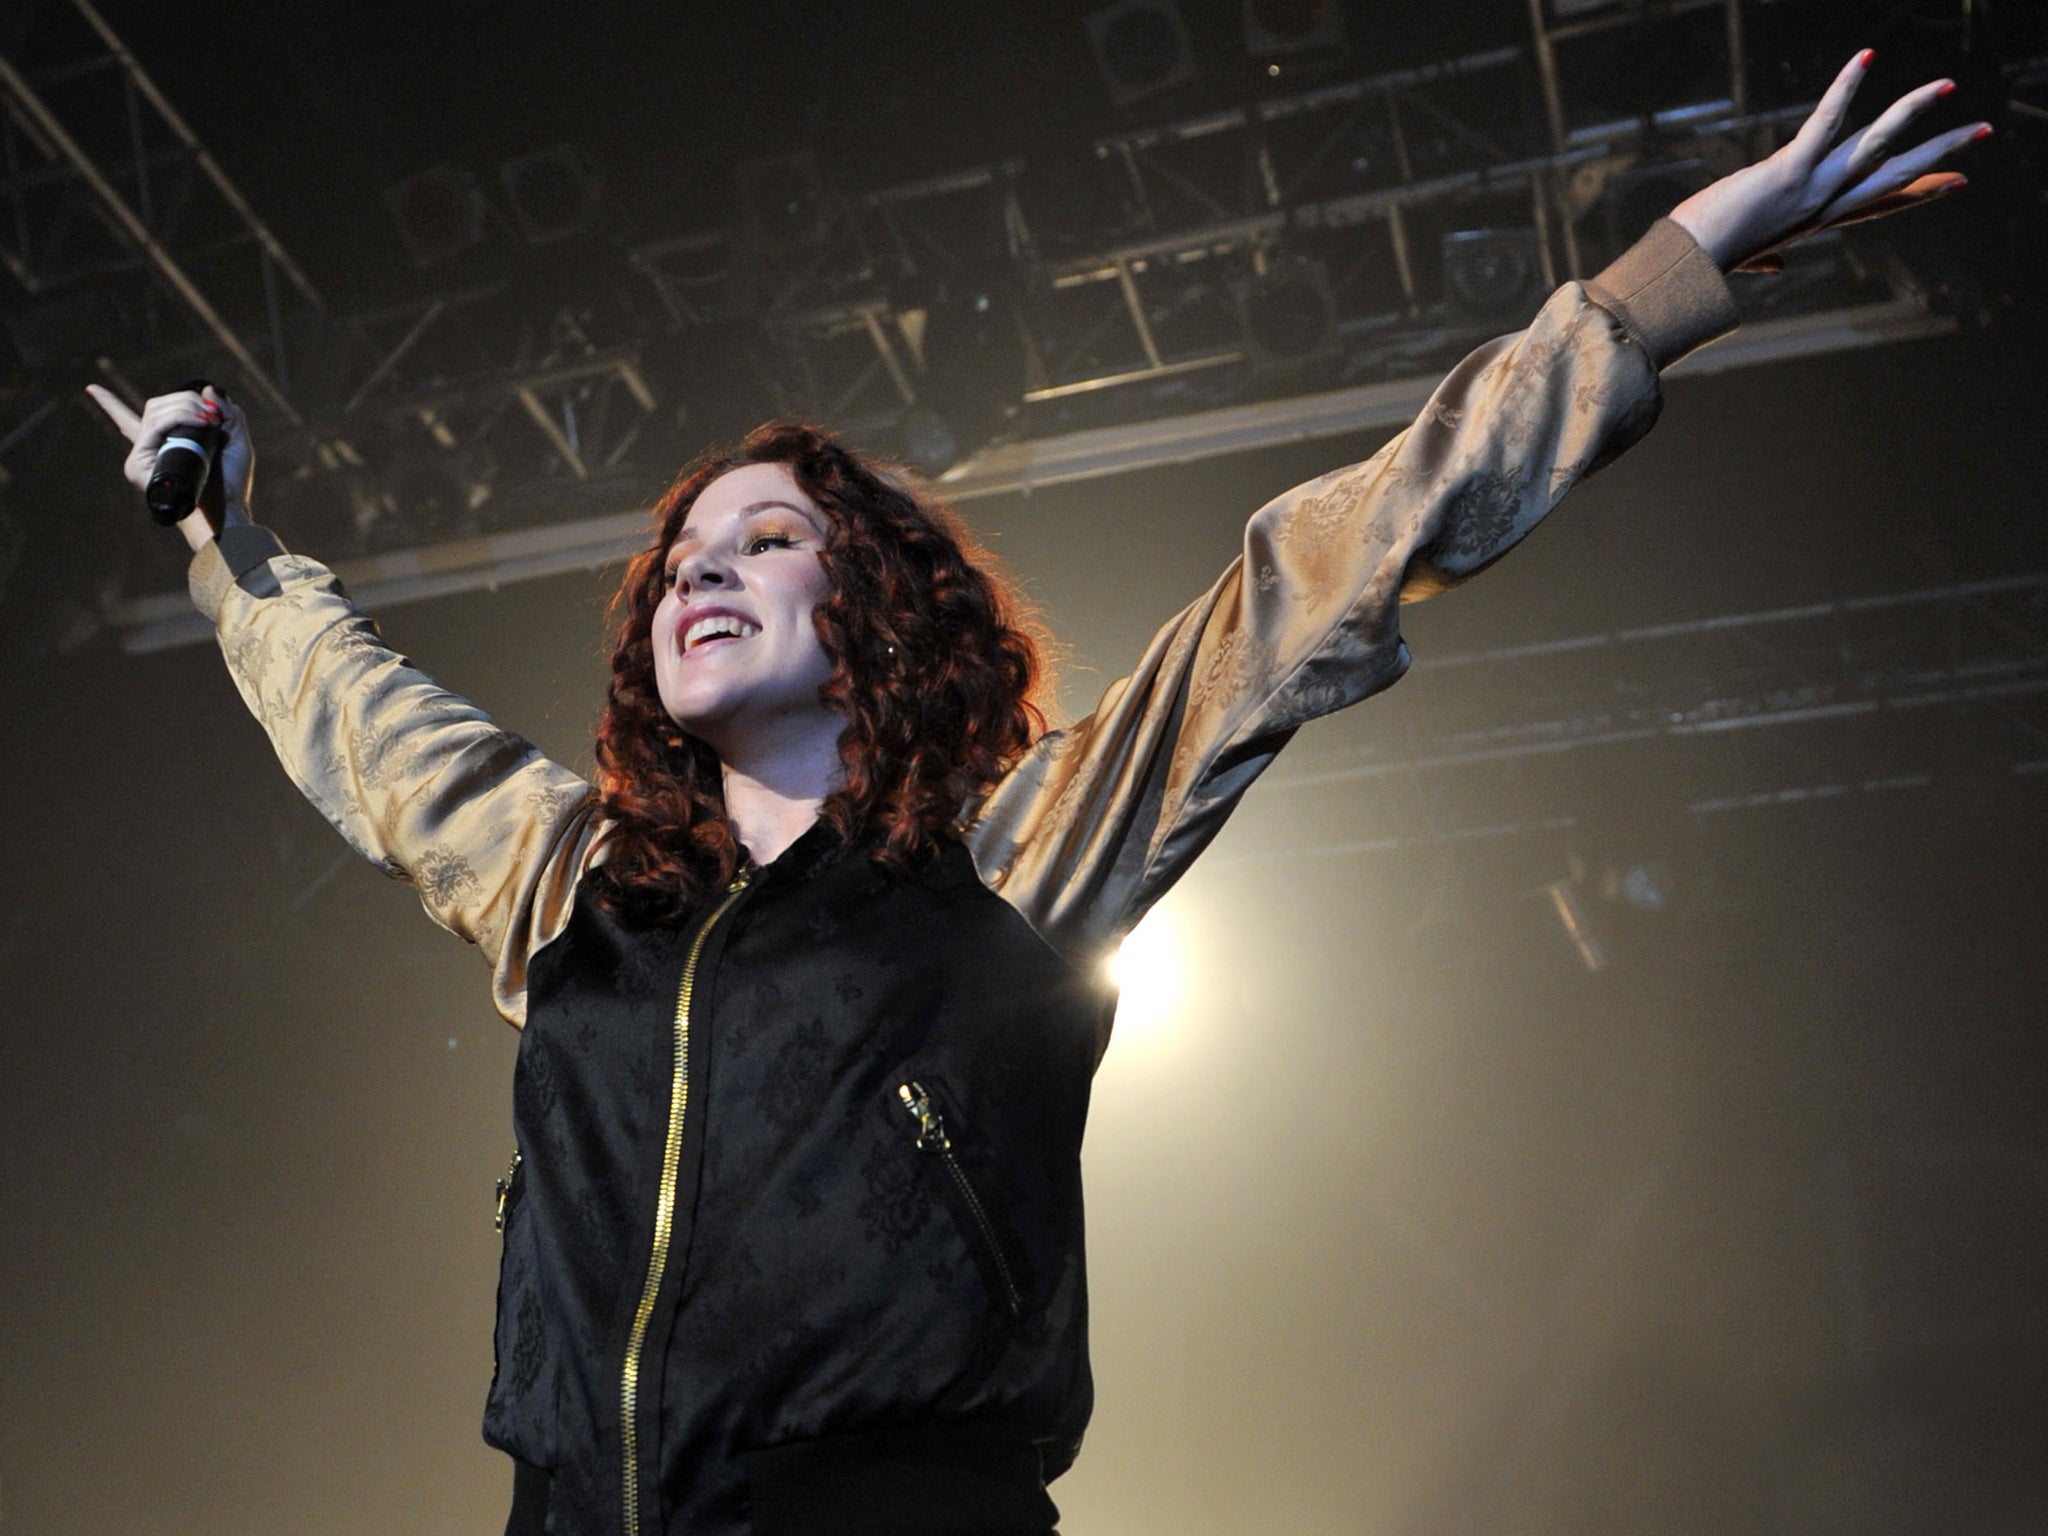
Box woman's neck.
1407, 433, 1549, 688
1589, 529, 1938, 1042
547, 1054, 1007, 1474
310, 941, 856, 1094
716, 722, 844, 867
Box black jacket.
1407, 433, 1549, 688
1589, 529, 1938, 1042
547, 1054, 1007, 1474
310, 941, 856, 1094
485, 825, 1110, 1535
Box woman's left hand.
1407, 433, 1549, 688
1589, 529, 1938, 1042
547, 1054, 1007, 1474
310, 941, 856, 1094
1670, 50, 1990, 274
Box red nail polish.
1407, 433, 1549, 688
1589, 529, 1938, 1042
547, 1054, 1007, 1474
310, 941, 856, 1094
1937, 81, 1956, 98
1973, 125, 1993, 141
1858, 48, 1875, 68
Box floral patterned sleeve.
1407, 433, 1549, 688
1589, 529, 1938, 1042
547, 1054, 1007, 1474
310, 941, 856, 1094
188, 528, 605, 1026
964, 218, 1738, 968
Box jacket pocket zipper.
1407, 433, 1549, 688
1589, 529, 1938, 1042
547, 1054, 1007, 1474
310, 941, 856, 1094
493, 1149, 523, 1233
896, 1080, 1026, 1320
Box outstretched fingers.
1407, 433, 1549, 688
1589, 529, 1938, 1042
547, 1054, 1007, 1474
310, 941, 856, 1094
1786, 50, 1873, 175
1826, 77, 1956, 189
1818, 122, 1989, 225
1670, 51, 1977, 271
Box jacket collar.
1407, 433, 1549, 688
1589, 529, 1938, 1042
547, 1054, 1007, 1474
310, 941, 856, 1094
744, 819, 976, 896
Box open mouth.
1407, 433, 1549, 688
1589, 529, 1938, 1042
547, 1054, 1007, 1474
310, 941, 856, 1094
683, 614, 760, 652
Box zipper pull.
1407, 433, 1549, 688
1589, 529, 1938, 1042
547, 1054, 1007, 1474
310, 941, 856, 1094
728, 867, 753, 893
897, 1081, 951, 1153
493, 1149, 522, 1233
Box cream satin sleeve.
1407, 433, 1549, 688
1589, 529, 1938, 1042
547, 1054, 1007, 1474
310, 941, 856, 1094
189, 527, 605, 1026
965, 218, 1738, 969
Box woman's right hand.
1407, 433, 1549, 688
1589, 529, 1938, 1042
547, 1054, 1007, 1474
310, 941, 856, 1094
86, 382, 255, 554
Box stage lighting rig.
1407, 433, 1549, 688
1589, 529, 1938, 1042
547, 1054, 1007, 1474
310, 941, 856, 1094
384, 165, 489, 268
0, 0, 322, 426
1244, 0, 1347, 62
9, 0, 2026, 656
1442, 228, 1545, 324
500, 146, 602, 247
1086, 0, 1200, 109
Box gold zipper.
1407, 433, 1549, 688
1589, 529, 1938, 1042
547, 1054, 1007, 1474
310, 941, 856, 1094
620, 869, 751, 1536
493, 1149, 522, 1233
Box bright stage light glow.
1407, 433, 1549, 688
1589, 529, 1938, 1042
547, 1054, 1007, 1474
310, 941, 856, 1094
1106, 902, 1187, 1048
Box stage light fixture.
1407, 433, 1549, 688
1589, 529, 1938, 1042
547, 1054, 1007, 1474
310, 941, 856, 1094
1085, 0, 1199, 109
499, 145, 601, 246
1442, 228, 1544, 323
383, 164, 486, 267
1243, 0, 1346, 58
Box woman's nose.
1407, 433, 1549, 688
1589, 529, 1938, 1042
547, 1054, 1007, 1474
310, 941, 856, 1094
674, 550, 733, 593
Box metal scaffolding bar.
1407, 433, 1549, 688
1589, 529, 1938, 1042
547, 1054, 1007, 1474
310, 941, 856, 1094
105, 299, 1959, 651
64, 0, 325, 313
0, 37, 306, 423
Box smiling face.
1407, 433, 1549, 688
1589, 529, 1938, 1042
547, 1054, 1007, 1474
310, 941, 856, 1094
652, 461, 839, 761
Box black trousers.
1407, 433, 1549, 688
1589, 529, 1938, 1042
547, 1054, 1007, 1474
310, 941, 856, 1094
506, 1427, 1060, 1536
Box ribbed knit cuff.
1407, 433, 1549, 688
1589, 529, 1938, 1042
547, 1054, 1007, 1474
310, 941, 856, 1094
188, 523, 287, 621
1584, 218, 1739, 369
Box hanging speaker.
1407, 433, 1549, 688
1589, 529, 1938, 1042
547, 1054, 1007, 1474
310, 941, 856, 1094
500, 145, 601, 246
383, 165, 486, 267
1086, 0, 1199, 108
1442, 228, 1544, 323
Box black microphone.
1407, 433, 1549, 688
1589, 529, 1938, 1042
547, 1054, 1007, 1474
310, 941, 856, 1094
145, 379, 222, 527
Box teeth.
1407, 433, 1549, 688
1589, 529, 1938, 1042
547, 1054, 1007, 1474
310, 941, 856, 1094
684, 615, 760, 650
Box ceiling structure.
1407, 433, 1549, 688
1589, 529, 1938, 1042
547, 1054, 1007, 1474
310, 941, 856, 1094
2, 0, 2040, 639
4, 0, 2041, 893
0, 0, 2041, 848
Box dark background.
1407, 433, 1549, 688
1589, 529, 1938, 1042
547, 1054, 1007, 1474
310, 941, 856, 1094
2, 2, 2046, 1532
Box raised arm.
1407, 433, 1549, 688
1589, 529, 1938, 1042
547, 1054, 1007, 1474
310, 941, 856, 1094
91, 385, 603, 1027
968, 54, 1986, 971
965, 224, 1710, 967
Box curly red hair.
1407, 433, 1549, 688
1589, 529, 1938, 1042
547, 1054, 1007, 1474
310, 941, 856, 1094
593, 420, 1049, 924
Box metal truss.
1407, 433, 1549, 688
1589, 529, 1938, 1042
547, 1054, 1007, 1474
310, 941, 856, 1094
600, 18, 1925, 494
1524, 0, 1751, 276
0, 0, 2022, 650
993, 25, 1804, 419
627, 159, 1037, 439
1241, 572, 2048, 856
101, 282, 1951, 654
319, 283, 662, 541
1025, 47, 1539, 399
354, 14, 1922, 534
0, 0, 323, 423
